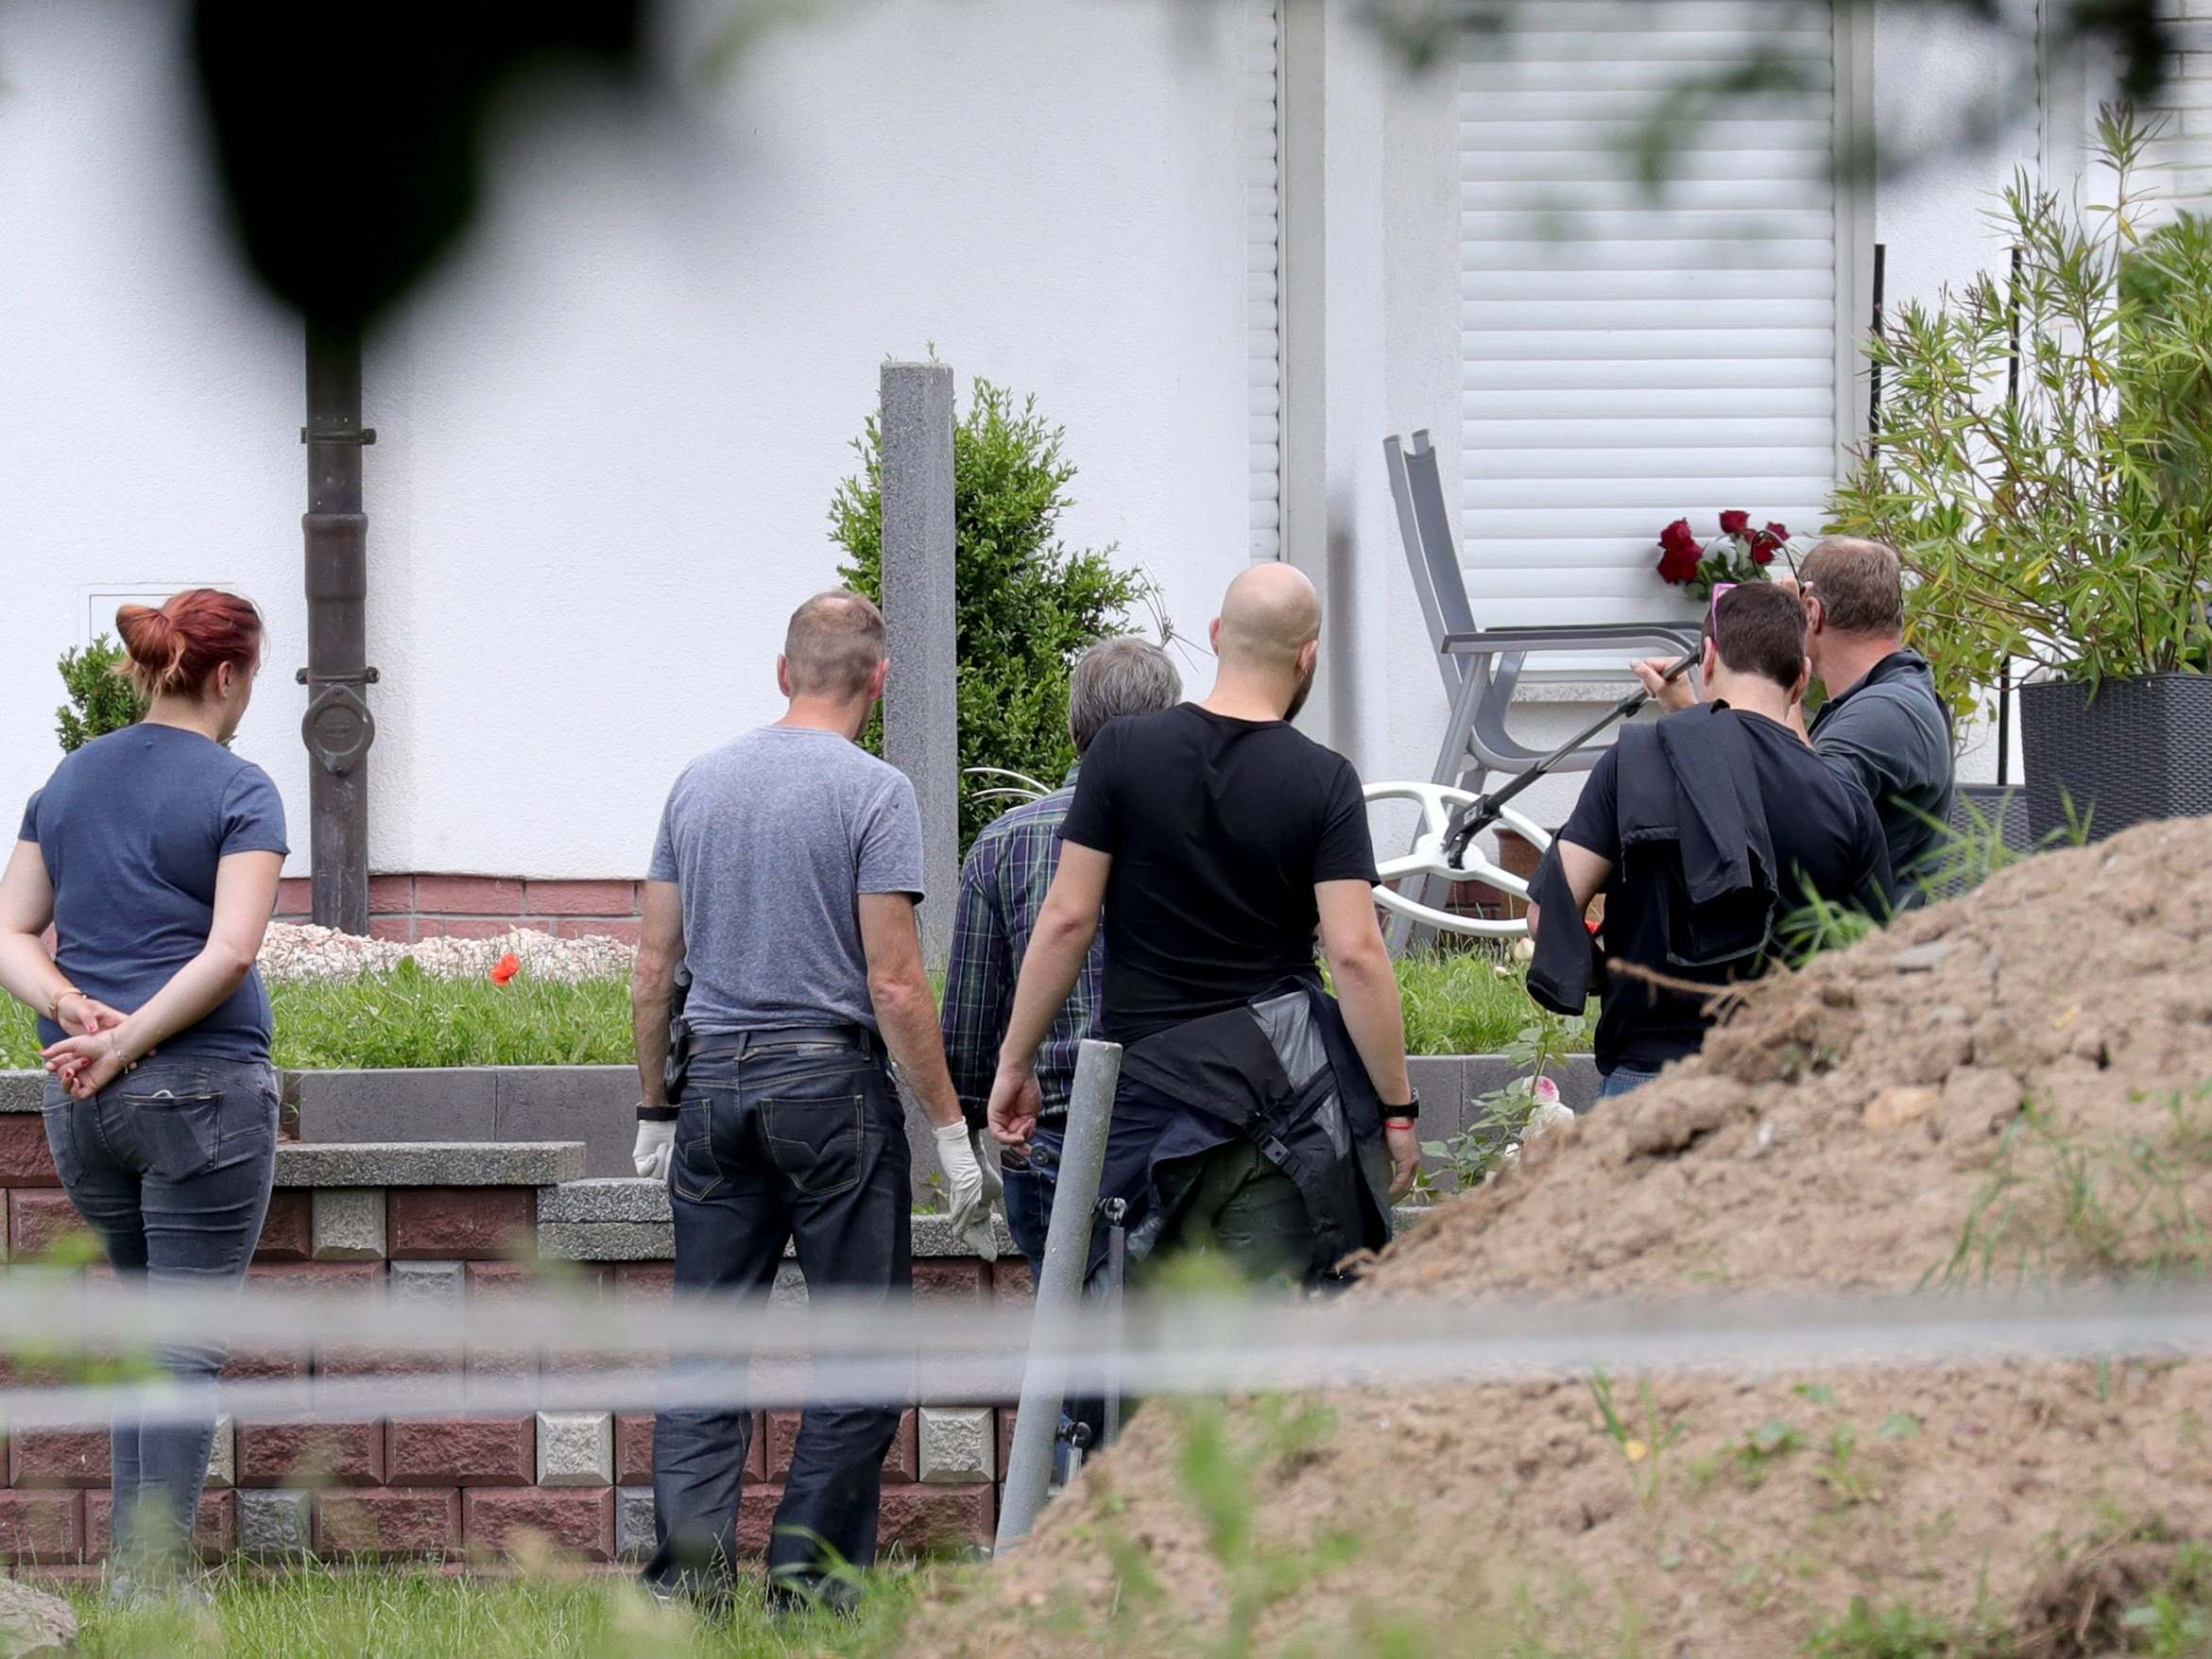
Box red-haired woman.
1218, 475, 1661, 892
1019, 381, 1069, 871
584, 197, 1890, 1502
0, 590, 285, 1591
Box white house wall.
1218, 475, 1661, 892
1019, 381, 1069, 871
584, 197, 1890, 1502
2, 0, 1263, 879
8, 0, 2203, 885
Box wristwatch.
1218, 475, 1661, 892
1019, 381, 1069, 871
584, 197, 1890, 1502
636, 1102, 677, 1123
1381, 1089, 1419, 1124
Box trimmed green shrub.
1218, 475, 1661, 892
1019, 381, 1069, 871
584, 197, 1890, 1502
831, 376, 1166, 850
55, 634, 145, 752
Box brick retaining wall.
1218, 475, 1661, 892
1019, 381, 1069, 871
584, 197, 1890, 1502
0, 1107, 1017, 1571
273, 876, 643, 945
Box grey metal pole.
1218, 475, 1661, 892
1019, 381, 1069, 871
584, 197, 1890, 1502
994, 1036, 1122, 1552
299, 326, 377, 935
878, 361, 959, 970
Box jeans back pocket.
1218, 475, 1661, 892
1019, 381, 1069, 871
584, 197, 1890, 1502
670, 1096, 726, 1204
111, 1086, 223, 1183
759, 1090, 867, 1200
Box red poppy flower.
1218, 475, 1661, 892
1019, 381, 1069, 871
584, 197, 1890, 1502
1718, 509, 1750, 537
489, 953, 521, 985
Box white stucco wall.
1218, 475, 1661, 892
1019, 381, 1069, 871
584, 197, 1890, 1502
6, 0, 2178, 889
1, 0, 1260, 879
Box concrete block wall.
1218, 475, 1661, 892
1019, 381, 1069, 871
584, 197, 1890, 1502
285, 1053, 1608, 1193
272, 876, 643, 945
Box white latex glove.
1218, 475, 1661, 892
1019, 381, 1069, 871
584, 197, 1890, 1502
633, 1120, 676, 1182
934, 1122, 1003, 1262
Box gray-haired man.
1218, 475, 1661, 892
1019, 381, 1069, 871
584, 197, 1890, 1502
940, 636, 1182, 1273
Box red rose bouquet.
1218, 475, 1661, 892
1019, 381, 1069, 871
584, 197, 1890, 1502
1654, 511, 1795, 602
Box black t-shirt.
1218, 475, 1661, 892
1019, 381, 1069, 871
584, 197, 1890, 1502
1559, 708, 1888, 1074
1059, 704, 1380, 1044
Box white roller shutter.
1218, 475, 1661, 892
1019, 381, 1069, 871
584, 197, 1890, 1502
1459, 0, 1839, 628
2141, 0, 2211, 221
1245, 0, 1282, 561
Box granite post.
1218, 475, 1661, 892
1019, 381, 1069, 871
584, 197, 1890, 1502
878, 361, 959, 970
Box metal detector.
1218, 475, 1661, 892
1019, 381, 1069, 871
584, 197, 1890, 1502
1441, 648, 1699, 866
1364, 647, 1698, 940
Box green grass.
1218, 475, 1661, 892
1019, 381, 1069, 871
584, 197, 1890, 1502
1390, 949, 1566, 1056
0, 951, 1560, 1070
71, 1565, 917, 1659
0, 966, 638, 1072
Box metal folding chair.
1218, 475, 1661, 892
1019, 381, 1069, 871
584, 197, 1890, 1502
1383, 429, 1699, 945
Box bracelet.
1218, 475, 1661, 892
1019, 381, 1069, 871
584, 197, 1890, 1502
636, 1103, 677, 1123
45, 985, 86, 1022
1383, 1117, 1417, 1130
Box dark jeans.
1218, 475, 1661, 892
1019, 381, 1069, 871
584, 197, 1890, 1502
1598, 1063, 1665, 1101
41, 1055, 279, 1574
1001, 1120, 1064, 1275
1149, 1137, 1315, 1289
644, 1033, 911, 1599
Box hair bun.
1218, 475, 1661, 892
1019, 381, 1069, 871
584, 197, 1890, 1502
111, 590, 262, 702
115, 603, 180, 668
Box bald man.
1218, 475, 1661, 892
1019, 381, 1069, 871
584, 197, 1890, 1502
987, 565, 1418, 1310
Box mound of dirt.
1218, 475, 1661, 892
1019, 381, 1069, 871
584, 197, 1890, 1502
911, 817, 2212, 1657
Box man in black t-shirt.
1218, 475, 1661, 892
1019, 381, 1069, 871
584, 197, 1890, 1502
1634, 537, 1952, 899
1530, 583, 1890, 1098
986, 564, 1419, 1289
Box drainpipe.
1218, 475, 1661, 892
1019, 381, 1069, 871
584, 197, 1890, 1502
299, 327, 377, 935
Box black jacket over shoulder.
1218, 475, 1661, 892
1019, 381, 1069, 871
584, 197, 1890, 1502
1525, 703, 1890, 1072
1093, 972, 1395, 1287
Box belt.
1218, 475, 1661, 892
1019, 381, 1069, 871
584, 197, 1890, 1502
690, 1024, 882, 1059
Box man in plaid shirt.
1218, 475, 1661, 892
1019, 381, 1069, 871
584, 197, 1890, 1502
940, 636, 1181, 1272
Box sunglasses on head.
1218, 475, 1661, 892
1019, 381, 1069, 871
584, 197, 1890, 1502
1706, 581, 1737, 645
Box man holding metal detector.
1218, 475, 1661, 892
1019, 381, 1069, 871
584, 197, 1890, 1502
1633, 537, 1954, 899
1528, 583, 1892, 1097
987, 563, 1418, 1297
629, 590, 999, 1608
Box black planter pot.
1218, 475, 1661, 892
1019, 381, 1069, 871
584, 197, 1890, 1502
1923, 783, 2029, 902
2018, 672, 2212, 844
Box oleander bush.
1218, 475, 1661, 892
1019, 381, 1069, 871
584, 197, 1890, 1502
1828, 109, 2212, 724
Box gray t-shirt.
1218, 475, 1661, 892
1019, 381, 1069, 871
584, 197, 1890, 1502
647, 726, 924, 1035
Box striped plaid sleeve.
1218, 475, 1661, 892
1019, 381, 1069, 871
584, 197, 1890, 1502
940, 833, 1011, 1124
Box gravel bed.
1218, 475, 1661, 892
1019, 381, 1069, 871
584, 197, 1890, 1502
257, 923, 634, 984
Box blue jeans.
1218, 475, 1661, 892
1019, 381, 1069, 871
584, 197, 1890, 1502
1598, 1064, 1664, 1100
645, 1031, 910, 1599
1001, 1121, 1064, 1276
42, 1055, 279, 1574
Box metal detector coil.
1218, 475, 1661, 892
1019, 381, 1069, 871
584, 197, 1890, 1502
1365, 780, 1552, 939
1365, 645, 1698, 939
